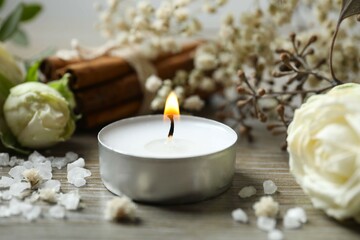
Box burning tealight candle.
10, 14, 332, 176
98, 92, 238, 204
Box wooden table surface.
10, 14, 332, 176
0, 121, 359, 240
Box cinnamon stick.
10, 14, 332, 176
75, 48, 195, 114
40, 57, 80, 80
79, 100, 142, 129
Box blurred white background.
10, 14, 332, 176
2, 0, 255, 58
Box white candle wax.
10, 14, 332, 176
100, 115, 237, 158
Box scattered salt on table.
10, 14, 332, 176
257, 216, 276, 231
49, 205, 66, 219
268, 229, 284, 240
263, 180, 278, 195
231, 208, 248, 223
238, 186, 257, 198
283, 207, 307, 229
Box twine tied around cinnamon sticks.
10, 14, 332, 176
41, 41, 201, 128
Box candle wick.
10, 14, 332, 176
168, 115, 174, 138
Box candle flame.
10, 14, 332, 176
164, 91, 180, 120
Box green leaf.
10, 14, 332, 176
0, 0, 6, 11
20, 3, 42, 22
48, 73, 76, 111
25, 61, 40, 82
0, 114, 30, 155
10, 27, 28, 46
0, 71, 15, 106
0, 3, 23, 41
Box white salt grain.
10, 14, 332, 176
283, 207, 307, 229
67, 158, 85, 171
33, 161, 52, 180
1, 190, 12, 200
286, 207, 307, 223
67, 167, 91, 187
9, 182, 30, 197
231, 208, 248, 223
28, 151, 47, 163
257, 216, 276, 231
65, 152, 79, 163
8, 198, 32, 215
24, 205, 41, 221
49, 205, 66, 219
253, 196, 279, 218
22, 161, 34, 169
40, 179, 61, 192
9, 156, 24, 167
58, 191, 81, 210
0, 153, 10, 166
0, 176, 16, 188
25, 191, 40, 203
238, 186, 257, 198
0, 206, 11, 217
105, 196, 137, 221
263, 180, 278, 195
8, 165, 27, 180
268, 229, 284, 240
51, 157, 68, 170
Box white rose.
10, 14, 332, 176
287, 83, 360, 223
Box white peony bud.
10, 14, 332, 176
3, 82, 75, 149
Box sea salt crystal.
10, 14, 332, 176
286, 207, 307, 223
283, 207, 307, 229
67, 167, 91, 187
1, 190, 12, 200
238, 186, 257, 198
231, 208, 248, 223
9, 156, 24, 167
58, 191, 81, 210
67, 158, 85, 171
24, 205, 41, 221
51, 157, 69, 170
0, 176, 16, 188
0, 153, 10, 166
0, 206, 11, 217
65, 152, 79, 163
49, 205, 66, 219
9, 182, 30, 197
253, 196, 279, 218
263, 180, 278, 195
257, 216, 276, 231
8, 165, 27, 180
22, 161, 34, 169
33, 161, 52, 180
105, 196, 137, 221
28, 151, 47, 164
268, 229, 284, 240
8, 198, 32, 215
40, 179, 61, 192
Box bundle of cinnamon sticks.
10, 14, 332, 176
41, 42, 201, 128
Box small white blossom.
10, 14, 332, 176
183, 95, 205, 111
146, 75, 163, 93
253, 196, 279, 218
174, 8, 189, 22
105, 196, 137, 221
195, 53, 218, 71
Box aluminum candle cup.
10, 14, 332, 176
98, 115, 238, 204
